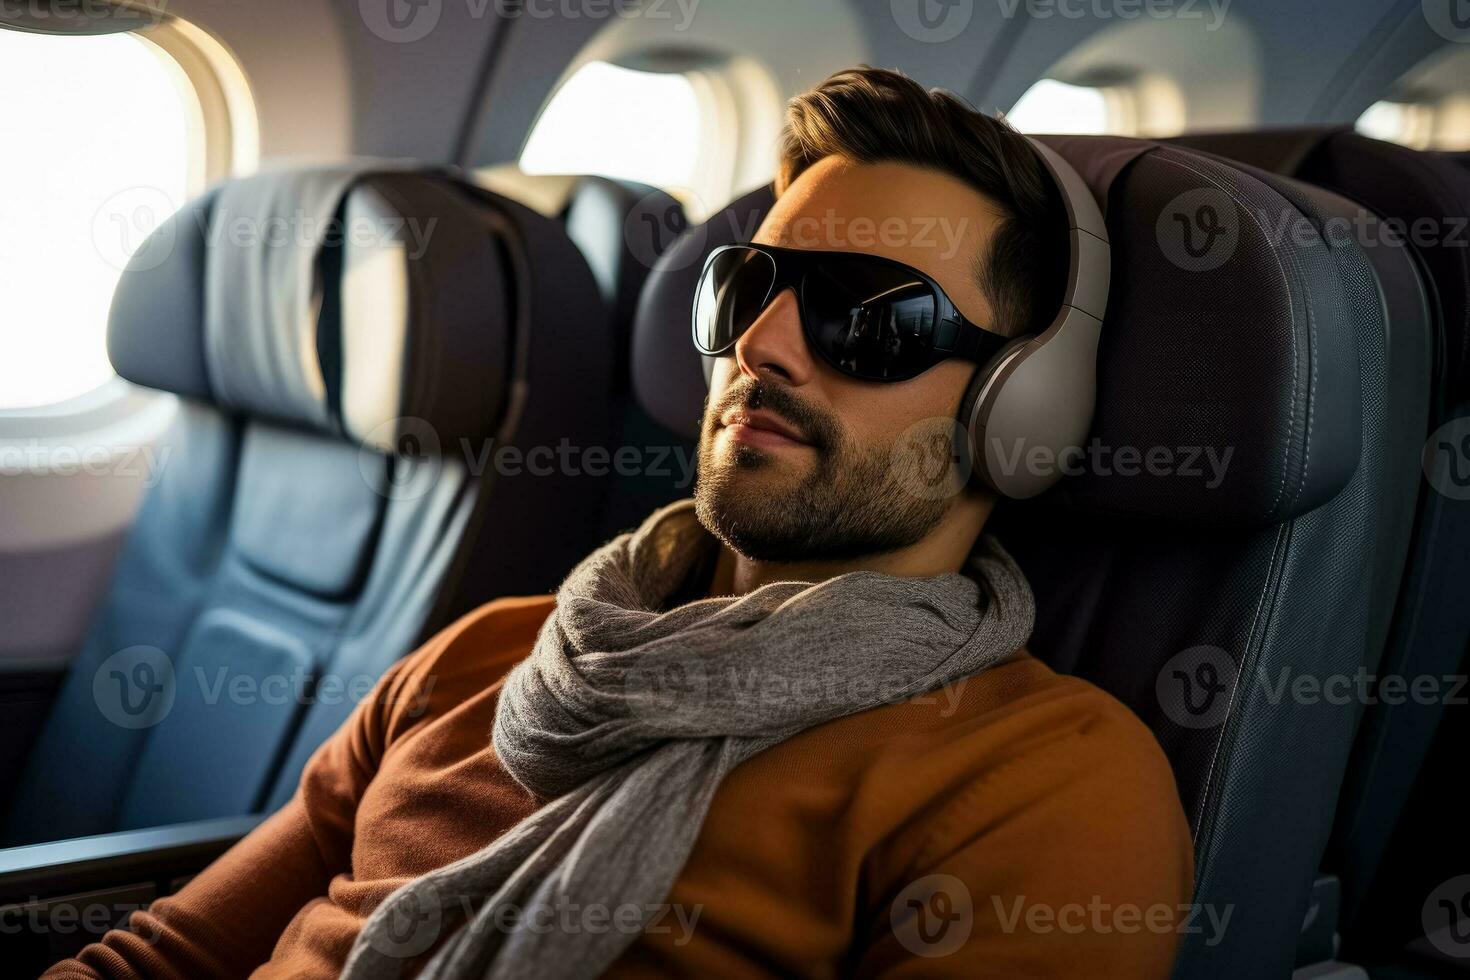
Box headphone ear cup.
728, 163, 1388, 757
958, 336, 1036, 489
968, 305, 1102, 499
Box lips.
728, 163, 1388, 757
720, 407, 812, 449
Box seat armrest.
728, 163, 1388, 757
0, 814, 264, 906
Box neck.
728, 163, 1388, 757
707, 493, 994, 597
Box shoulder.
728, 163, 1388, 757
854, 657, 1195, 976
938, 655, 1185, 829
378, 594, 555, 742
871, 653, 1189, 869
840, 653, 1181, 803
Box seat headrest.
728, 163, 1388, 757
563, 177, 687, 390
632, 184, 774, 438
107, 166, 516, 453
630, 138, 1363, 528
563, 176, 685, 312
1177, 127, 1470, 402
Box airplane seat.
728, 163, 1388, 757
630, 184, 774, 438
553, 175, 711, 540
1170, 127, 1470, 967
587, 185, 777, 542
561, 175, 686, 369
629, 138, 1427, 979
2, 166, 615, 845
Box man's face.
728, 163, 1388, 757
694, 156, 1010, 563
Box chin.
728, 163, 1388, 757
711, 443, 812, 487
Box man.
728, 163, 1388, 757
48, 67, 1191, 980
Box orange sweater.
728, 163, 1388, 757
46, 595, 1194, 979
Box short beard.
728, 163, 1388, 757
693, 378, 949, 563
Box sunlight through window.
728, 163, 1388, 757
0, 30, 192, 410
520, 61, 702, 192
1355, 100, 1433, 149
1006, 78, 1112, 135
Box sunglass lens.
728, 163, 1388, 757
801, 258, 940, 380
694, 247, 776, 354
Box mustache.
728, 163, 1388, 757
710, 377, 840, 453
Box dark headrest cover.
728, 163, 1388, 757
563, 176, 683, 312
332, 174, 511, 454
1304, 132, 1470, 400
107, 166, 516, 453
631, 184, 774, 439
565, 176, 686, 391
1045, 136, 1360, 526
632, 140, 1362, 527
1177, 127, 1470, 400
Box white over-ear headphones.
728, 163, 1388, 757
959, 137, 1110, 499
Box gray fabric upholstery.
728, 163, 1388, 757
106, 167, 515, 451
1047, 138, 1362, 528
338, 174, 520, 454
203, 168, 366, 431
105, 190, 215, 403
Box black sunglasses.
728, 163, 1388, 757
692, 243, 1010, 383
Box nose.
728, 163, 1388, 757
733, 287, 815, 386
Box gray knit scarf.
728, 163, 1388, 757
341, 499, 1034, 980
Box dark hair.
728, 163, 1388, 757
777, 66, 1069, 338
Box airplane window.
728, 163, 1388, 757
1355, 97, 1470, 151
1356, 101, 1433, 148
521, 61, 703, 194
1007, 74, 1185, 138
1354, 46, 1470, 151
1006, 78, 1113, 135
0, 30, 193, 410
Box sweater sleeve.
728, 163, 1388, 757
40, 644, 432, 980
852, 686, 1197, 980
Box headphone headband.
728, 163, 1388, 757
962, 137, 1110, 499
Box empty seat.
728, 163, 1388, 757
629, 138, 1429, 978
562, 176, 687, 367
555, 176, 700, 539
471, 169, 696, 538
3, 166, 615, 844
